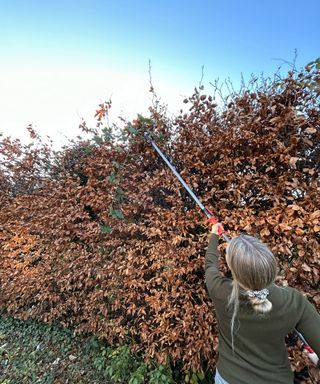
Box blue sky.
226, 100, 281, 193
1, 0, 319, 146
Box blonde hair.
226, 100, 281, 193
226, 234, 277, 349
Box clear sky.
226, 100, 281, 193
1, 0, 319, 147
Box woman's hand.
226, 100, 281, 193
211, 223, 224, 236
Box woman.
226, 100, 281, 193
205, 223, 320, 384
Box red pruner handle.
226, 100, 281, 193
205, 208, 224, 236
303, 344, 315, 354
208, 216, 217, 225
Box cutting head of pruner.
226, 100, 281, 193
144, 132, 152, 143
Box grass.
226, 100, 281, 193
0, 313, 112, 384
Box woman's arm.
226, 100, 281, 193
205, 224, 231, 300
295, 294, 320, 365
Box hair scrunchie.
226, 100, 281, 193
247, 288, 269, 300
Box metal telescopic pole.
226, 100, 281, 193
145, 134, 230, 243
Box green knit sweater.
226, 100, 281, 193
205, 234, 320, 384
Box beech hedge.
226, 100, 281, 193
0, 62, 319, 382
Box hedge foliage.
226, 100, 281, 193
0, 62, 319, 382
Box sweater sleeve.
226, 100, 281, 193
205, 233, 231, 301
295, 294, 320, 358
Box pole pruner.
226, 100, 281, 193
144, 133, 230, 243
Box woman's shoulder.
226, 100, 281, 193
271, 284, 309, 304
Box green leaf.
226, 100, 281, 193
190, 372, 198, 384
127, 124, 138, 134
102, 127, 114, 141
93, 135, 103, 145
115, 209, 124, 219
109, 207, 124, 220
107, 170, 119, 184
197, 370, 205, 380
137, 114, 153, 125
112, 160, 123, 169
99, 223, 113, 234
115, 187, 125, 203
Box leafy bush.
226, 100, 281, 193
0, 61, 319, 383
